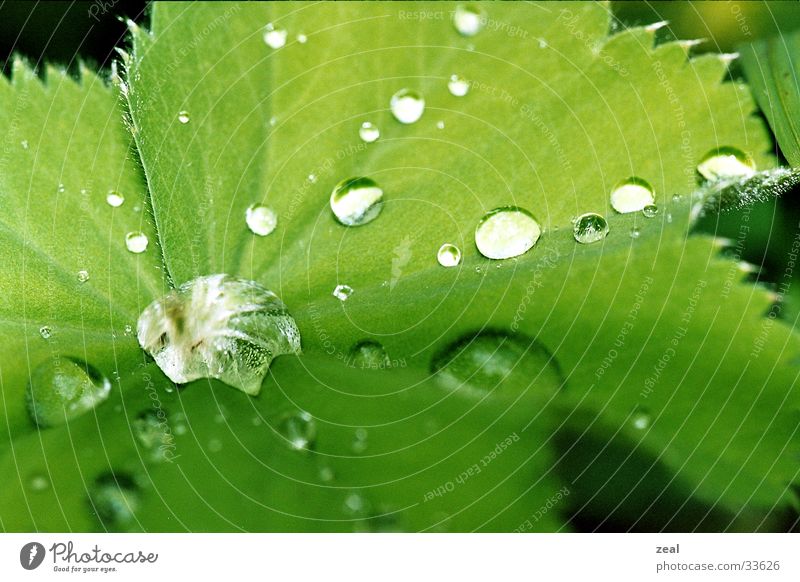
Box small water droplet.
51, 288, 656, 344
697, 147, 756, 181
319, 466, 335, 482
133, 410, 172, 462
57, 183, 65, 193
344, 492, 367, 513
208, 438, 223, 453
642, 204, 659, 218
333, 284, 354, 301
629, 227, 641, 239
137, 274, 302, 395
437, 243, 462, 267
21, 140, 29, 149
177, 110, 190, 124
77, 270, 90, 283
29, 474, 50, 492
475, 206, 541, 260
666, 212, 673, 223
573, 212, 609, 244
296, 33, 307, 44
307, 173, 318, 183
610, 177, 655, 214
352, 428, 368, 454
106, 190, 125, 207
359, 121, 380, 143
125, 232, 149, 254
436, 120, 445, 130
39, 326, 52, 339
124, 324, 133, 336
269, 116, 278, 127
447, 74, 470, 97
263, 23, 288, 49
349, 340, 390, 369
390, 89, 425, 124
330, 177, 383, 226
89, 472, 140, 529
278, 410, 316, 452
245, 204, 278, 236
631, 409, 651, 430
453, 4, 486, 36
26, 358, 111, 427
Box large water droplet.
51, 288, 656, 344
697, 147, 756, 181
106, 190, 125, 207
177, 111, 190, 124
137, 274, 302, 395
277, 410, 316, 452
349, 340, 390, 369
431, 331, 563, 399
330, 177, 383, 226
332, 284, 354, 301
390, 89, 425, 124
89, 472, 140, 529
437, 243, 462, 267
447, 74, 470, 97
475, 206, 541, 259
573, 212, 609, 244
26, 358, 111, 427
453, 4, 486, 36
610, 177, 655, 214
245, 204, 278, 236
125, 232, 149, 254
263, 23, 288, 49
359, 122, 380, 143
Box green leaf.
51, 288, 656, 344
741, 28, 800, 167
1, 1, 797, 532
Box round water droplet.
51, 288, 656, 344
447, 74, 470, 97
629, 227, 641, 239
106, 190, 125, 207
77, 270, 90, 283
453, 4, 486, 36
245, 204, 278, 236
352, 428, 368, 454
319, 466, 335, 482
26, 358, 111, 427
133, 410, 172, 462
390, 89, 425, 124
297, 33, 308, 44
124, 324, 133, 336
137, 275, 302, 395
610, 177, 655, 214
307, 173, 317, 183
208, 438, 223, 453
330, 177, 383, 226
437, 243, 462, 267
344, 492, 367, 514
642, 204, 659, 218
475, 206, 541, 260
631, 409, 651, 430
125, 231, 149, 254
29, 474, 50, 492
697, 147, 756, 181
278, 410, 316, 452
89, 472, 140, 529
573, 212, 609, 244
349, 340, 390, 369
39, 326, 52, 339
263, 23, 288, 49
436, 120, 445, 130
432, 331, 563, 399
21, 140, 29, 150
177, 110, 190, 124
359, 121, 380, 143
333, 284, 354, 301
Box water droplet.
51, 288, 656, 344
447, 74, 470, 97
57, 183, 65, 193
330, 177, 383, 226
437, 243, 462, 267
263, 23, 288, 49
29, 474, 50, 492
572, 212, 609, 244
177, 110, 190, 124
352, 428, 368, 454
297, 33, 308, 44
106, 190, 125, 207
21, 140, 29, 150
453, 4, 486, 36
642, 204, 659, 218
436, 120, 445, 130
631, 410, 651, 430
133, 410, 173, 462
666, 212, 673, 223
245, 204, 278, 236
344, 492, 367, 513
124, 324, 133, 336
629, 227, 641, 239
349, 340, 390, 369
277, 410, 316, 452
697, 147, 756, 181
475, 206, 541, 260
39, 326, 52, 339
307, 173, 317, 183
319, 466, 335, 482
610, 177, 655, 214
77, 270, 90, 283
333, 284, 354, 301
208, 438, 222, 453
390, 89, 425, 124
26, 358, 111, 427
89, 472, 140, 529
125, 232, 149, 254
359, 121, 380, 143
137, 274, 302, 395
431, 331, 563, 399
